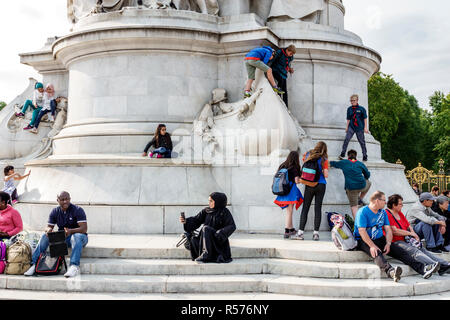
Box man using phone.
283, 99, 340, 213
354, 191, 403, 282
24, 191, 88, 278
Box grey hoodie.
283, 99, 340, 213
405, 201, 446, 227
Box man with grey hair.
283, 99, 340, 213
406, 192, 447, 253
24, 191, 88, 277
432, 195, 450, 251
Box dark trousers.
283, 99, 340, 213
357, 236, 392, 274
388, 241, 434, 275
414, 221, 444, 249
34, 99, 56, 129
189, 225, 222, 262
341, 126, 367, 158
273, 72, 288, 107
299, 183, 326, 231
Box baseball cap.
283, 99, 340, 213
419, 192, 434, 202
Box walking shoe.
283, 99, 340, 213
423, 262, 440, 279
15, 112, 25, 118
48, 114, 55, 122
23, 125, 33, 130
30, 128, 38, 134
358, 199, 367, 206
429, 247, 442, 254
148, 153, 154, 158
363, 156, 368, 162
338, 153, 345, 160
243, 90, 252, 98
272, 86, 285, 95
64, 265, 80, 278
440, 245, 450, 253
445, 244, 450, 252
284, 229, 297, 239
290, 232, 304, 240
194, 253, 210, 263
388, 266, 403, 282
11, 199, 18, 205
156, 154, 163, 158
312, 233, 320, 241
438, 264, 450, 276
24, 265, 36, 276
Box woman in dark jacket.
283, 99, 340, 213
142, 124, 173, 158
180, 192, 236, 263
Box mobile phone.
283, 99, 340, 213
180, 212, 185, 219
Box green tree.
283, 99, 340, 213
427, 91, 450, 171
368, 72, 431, 170
0, 101, 6, 111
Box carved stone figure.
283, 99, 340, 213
167, 0, 219, 15
268, 0, 324, 23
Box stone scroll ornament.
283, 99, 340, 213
268, 0, 325, 23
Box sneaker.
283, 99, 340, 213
284, 229, 297, 239
440, 245, 450, 253
272, 86, 285, 95
423, 262, 440, 279
23, 125, 33, 130
11, 199, 18, 205
48, 115, 55, 122
363, 156, 368, 162
15, 112, 25, 118
313, 233, 320, 241
438, 264, 450, 276
388, 266, 403, 282
290, 232, 304, 240
64, 265, 80, 278
429, 247, 442, 254
445, 245, 450, 252
358, 199, 367, 206
243, 91, 252, 98
194, 253, 210, 263
148, 153, 154, 158
24, 265, 36, 276
30, 128, 38, 134
338, 154, 345, 160
156, 154, 163, 159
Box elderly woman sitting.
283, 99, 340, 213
180, 192, 236, 263
0, 191, 23, 240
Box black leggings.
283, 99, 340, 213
299, 183, 326, 231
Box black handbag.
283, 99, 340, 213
48, 230, 68, 258
35, 252, 67, 276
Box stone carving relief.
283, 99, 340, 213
268, 0, 325, 24
68, 0, 219, 23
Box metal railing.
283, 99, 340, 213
397, 159, 450, 192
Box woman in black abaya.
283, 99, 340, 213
180, 192, 236, 263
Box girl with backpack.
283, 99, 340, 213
292, 141, 329, 241
274, 151, 304, 239
142, 124, 173, 158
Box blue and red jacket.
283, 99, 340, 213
245, 46, 274, 65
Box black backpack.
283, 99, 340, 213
300, 158, 321, 187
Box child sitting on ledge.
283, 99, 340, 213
142, 124, 173, 158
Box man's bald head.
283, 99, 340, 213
57, 191, 71, 211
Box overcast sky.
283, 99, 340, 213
0, 0, 449, 109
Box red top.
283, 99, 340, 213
0, 205, 23, 237
385, 209, 410, 243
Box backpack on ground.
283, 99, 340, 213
299, 159, 321, 187
272, 168, 291, 196
0, 241, 6, 274
330, 214, 357, 251
35, 252, 67, 276
5, 240, 32, 275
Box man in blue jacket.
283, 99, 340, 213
270, 44, 296, 107
339, 94, 369, 161
244, 46, 285, 98
330, 149, 371, 218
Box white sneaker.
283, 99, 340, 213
64, 265, 80, 278
49, 115, 55, 122
30, 128, 38, 134
24, 265, 36, 276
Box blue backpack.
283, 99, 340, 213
272, 168, 291, 196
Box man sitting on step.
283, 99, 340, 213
354, 190, 403, 282
24, 191, 88, 278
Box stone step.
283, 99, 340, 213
2, 273, 449, 298
78, 258, 418, 279
80, 234, 371, 262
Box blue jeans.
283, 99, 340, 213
32, 233, 88, 266
414, 221, 444, 249
341, 126, 367, 158
34, 100, 56, 129
152, 147, 172, 158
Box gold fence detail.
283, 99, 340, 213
398, 159, 450, 191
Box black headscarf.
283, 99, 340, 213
206, 192, 227, 214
